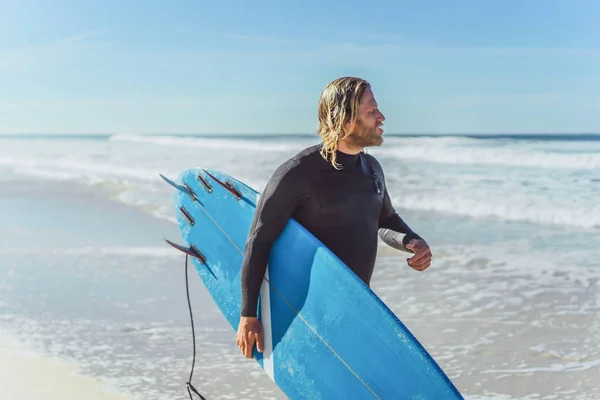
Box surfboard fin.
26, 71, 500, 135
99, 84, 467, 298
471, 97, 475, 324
179, 206, 195, 226
164, 238, 206, 263
164, 238, 217, 279
159, 173, 200, 203
202, 169, 242, 200
197, 171, 213, 193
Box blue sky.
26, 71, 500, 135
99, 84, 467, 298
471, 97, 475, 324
0, 0, 598, 134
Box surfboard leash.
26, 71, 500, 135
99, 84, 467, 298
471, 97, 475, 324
184, 253, 208, 400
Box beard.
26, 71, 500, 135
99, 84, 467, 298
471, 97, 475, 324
346, 119, 383, 148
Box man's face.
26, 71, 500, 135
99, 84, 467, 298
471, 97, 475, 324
344, 87, 386, 148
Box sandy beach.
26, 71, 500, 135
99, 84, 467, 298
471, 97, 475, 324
0, 331, 132, 400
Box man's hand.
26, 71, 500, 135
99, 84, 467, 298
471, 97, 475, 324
405, 239, 432, 271
236, 316, 264, 359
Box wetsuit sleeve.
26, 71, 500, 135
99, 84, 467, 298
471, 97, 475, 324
240, 160, 309, 317
378, 183, 424, 248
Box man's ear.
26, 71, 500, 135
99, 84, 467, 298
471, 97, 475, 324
343, 118, 353, 136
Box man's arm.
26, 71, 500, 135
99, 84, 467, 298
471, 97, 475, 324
377, 176, 432, 272
378, 187, 423, 248
240, 160, 308, 317
364, 153, 423, 247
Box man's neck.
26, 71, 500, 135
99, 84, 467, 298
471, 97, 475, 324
337, 140, 362, 155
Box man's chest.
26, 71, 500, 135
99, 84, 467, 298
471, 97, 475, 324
305, 169, 384, 223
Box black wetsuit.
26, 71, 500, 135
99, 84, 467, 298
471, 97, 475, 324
240, 144, 423, 317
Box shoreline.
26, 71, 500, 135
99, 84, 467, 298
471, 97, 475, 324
0, 330, 135, 400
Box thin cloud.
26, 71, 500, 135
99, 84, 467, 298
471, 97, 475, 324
0, 28, 108, 68
443, 93, 600, 109
222, 33, 300, 46
440, 45, 600, 58
353, 31, 600, 58
49, 28, 108, 46
185, 29, 600, 63
176, 27, 347, 48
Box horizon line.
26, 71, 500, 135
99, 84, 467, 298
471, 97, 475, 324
1, 132, 599, 136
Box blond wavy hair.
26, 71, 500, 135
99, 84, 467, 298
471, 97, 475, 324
317, 77, 370, 169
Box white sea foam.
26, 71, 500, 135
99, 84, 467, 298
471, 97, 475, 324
0, 246, 178, 257
482, 358, 600, 373
110, 134, 306, 152
0, 155, 166, 182
1, 134, 598, 233
391, 192, 600, 229
378, 136, 600, 170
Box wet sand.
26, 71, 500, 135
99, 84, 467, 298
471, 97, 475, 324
0, 331, 131, 400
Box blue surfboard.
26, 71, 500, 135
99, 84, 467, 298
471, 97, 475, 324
162, 168, 464, 400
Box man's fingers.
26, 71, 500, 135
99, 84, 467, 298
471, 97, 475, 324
410, 257, 430, 266
407, 253, 424, 264
407, 249, 431, 265
409, 258, 431, 271
237, 318, 265, 359
411, 253, 431, 265
239, 330, 253, 358
245, 337, 255, 358
412, 261, 431, 271
255, 332, 264, 353
408, 251, 432, 271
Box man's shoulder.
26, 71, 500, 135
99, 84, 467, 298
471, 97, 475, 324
270, 144, 322, 182
292, 143, 323, 162
279, 144, 323, 169
363, 152, 379, 162
363, 151, 383, 170
362, 151, 389, 182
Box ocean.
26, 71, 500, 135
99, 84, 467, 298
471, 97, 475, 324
0, 133, 598, 399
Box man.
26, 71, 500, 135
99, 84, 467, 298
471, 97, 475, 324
236, 76, 432, 358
